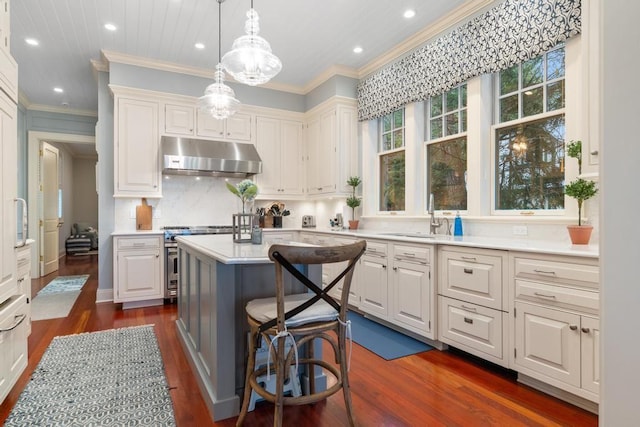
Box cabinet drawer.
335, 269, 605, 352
393, 244, 429, 264
439, 296, 504, 362
514, 257, 599, 289
515, 279, 599, 312
440, 250, 503, 310
116, 236, 161, 250
365, 241, 388, 257
16, 247, 31, 278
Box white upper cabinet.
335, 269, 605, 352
255, 116, 304, 198
165, 103, 195, 136
305, 100, 358, 196
114, 97, 161, 197
197, 111, 252, 142
0, 0, 16, 103
0, 84, 16, 305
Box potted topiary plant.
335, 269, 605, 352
564, 140, 598, 244
346, 176, 362, 230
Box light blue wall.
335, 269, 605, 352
109, 63, 309, 112
305, 75, 359, 111
17, 104, 27, 201
96, 70, 114, 293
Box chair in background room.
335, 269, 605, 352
236, 240, 366, 427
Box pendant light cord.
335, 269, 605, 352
218, 0, 222, 63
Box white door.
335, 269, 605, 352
41, 142, 60, 276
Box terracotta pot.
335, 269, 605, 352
348, 220, 359, 230
567, 225, 593, 245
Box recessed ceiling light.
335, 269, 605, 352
25, 38, 39, 46
195, 42, 205, 50
353, 46, 363, 54
104, 23, 117, 31
53, 87, 64, 93
404, 9, 416, 19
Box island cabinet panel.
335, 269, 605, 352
175, 240, 324, 422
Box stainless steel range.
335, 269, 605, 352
162, 225, 234, 300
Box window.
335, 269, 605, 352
494, 45, 566, 212
426, 84, 467, 211
379, 109, 405, 211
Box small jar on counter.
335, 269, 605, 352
251, 225, 263, 244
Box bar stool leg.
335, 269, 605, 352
339, 325, 356, 426
274, 335, 286, 427
237, 327, 258, 426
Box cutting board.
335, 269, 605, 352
136, 198, 152, 230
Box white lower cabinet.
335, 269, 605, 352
391, 244, 433, 338
326, 236, 360, 307
439, 296, 506, 363
511, 252, 599, 407
113, 235, 163, 307
359, 241, 389, 319
438, 246, 509, 367
0, 294, 29, 404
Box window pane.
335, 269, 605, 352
383, 115, 391, 132
430, 118, 443, 140
495, 115, 565, 210
393, 110, 403, 128
461, 84, 467, 107
431, 97, 443, 117
500, 94, 518, 122
382, 133, 392, 151
380, 151, 405, 211
500, 66, 519, 95
446, 87, 459, 112
393, 129, 404, 148
461, 109, 467, 132
522, 57, 543, 89
522, 86, 544, 117
547, 48, 565, 80
547, 80, 565, 111
445, 112, 459, 136
427, 137, 467, 211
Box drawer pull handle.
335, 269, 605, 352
463, 317, 474, 324
569, 325, 578, 331
534, 292, 556, 299
403, 252, 415, 257
581, 327, 591, 333
533, 269, 556, 275
461, 256, 476, 261
0, 314, 27, 332
461, 305, 477, 312
393, 267, 397, 271
463, 268, 473, 274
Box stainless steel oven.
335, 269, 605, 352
162, 225, 234, 301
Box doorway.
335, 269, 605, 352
27, 131, 96, 278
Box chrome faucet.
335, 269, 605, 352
428, 193, 441, 235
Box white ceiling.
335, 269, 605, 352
12, 0, 483, 115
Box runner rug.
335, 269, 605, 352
4, 325, 176, 426
31, 274, 89, 320
348, 311, 433, 360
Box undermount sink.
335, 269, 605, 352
378, 232, 435, 239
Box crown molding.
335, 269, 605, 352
358, 0, 496, 79
18, 90, 97, 117
302, 65, 360, 94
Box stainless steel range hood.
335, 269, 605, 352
162, 136, 262, 178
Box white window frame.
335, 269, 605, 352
377, 108, 407, 214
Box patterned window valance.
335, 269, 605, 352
357, 0, 581, 122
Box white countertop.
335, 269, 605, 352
111, 230, 164, 236
176, 234, 309, 264
270, 227, 599, 258
175, 227, 598, 264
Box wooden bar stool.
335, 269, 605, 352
236, 240, 366, 427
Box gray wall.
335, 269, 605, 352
72, 158, 98, 229
305, 75, 359, 111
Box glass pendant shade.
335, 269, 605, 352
198, 64, 240, 120
221, 8, 282, 86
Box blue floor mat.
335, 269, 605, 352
347, 311, 433, 360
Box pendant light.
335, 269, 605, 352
198, 0, 240, 120
221, 0, 282, 86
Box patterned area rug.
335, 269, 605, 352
5, 325, 176, 426
31, 275, 89, 320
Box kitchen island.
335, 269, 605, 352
174, 234, 322, 422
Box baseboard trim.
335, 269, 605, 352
518, 373, 599, 414
95, 288, 113, 304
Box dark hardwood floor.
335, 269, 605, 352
0, 255, 598, 426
